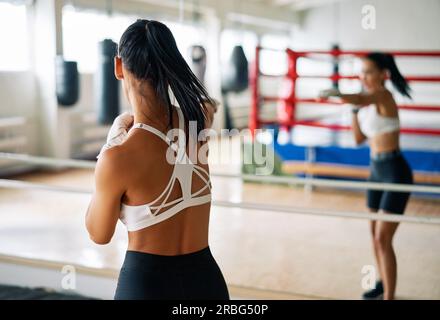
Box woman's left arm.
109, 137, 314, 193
86, 147, 126, 244
319, 88, 382, 106
338, 92, 378, 106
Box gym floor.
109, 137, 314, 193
1, 138, 439, 299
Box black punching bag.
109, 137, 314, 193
56, 56, 79, 107
221, 45, 249, 130
96, 39, 119, 125
189, 45, 207, 85
221, 45, 249, 93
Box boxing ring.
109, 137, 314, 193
249, 47, 440, 185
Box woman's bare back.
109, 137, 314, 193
117, 108, 211, 255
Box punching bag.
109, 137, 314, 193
55, 56, 79, 107
189, 45, 207, 85
221, 45, 249, 130
221, 45, 249, 93
96, 39, 119, 125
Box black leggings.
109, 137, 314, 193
367, 151, 413, 214
114, 246, 229, 300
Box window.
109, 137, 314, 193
0, 2, 29, 71
259, 34, 290, 75
62, 7, 205, 73
62, 6, 136, 73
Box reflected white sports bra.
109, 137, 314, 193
357, 104, 400, 138
120, 107, 211, 232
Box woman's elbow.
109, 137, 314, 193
86, 222, 112, 245
89, 232, 112, 245
354, 136, 366, 145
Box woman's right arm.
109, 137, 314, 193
319, 88, 387, 145
319, 88, 385, 106
351, 110, 367, 145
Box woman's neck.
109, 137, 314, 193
129, 88, 169, 128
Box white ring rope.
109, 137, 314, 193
0, 178, 439, 225
1, 152, 440, 194
0, 153, 95, 169
216, 173, 440, 194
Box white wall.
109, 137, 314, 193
0, 72, 37, 118
293, 0, 440, 50
286, 0, 440, 126
0, 71, 39, 157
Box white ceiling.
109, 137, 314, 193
214, 0, 346, 11
71, 0, 350, 34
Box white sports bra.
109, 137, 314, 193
357, 104, 400, 138
119, 107, 211, 232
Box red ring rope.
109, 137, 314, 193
250, 47, 440, 137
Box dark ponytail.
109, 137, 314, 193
365, 52, 412, 99
118, 19, 214, 135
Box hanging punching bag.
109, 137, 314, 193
221, 45, 249, 93
55, 56, 79, 107
96, 39, 119, 125
221, 45, 249, 130
189, 45, 207, 85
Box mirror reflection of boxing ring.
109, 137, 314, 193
249, 47, 440, 184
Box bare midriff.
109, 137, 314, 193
369, 130, 400, 156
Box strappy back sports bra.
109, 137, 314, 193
119, 107, 212, 232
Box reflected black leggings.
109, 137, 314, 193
367, 151, 413, 214
114, 246, 229, 300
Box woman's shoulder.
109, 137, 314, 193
95, 145, 132, 188
373, 89, 395, 106
375, 89, 398, 115
377, 88, 394, 103
97, 144, 133, 169
373, 88, 392, 100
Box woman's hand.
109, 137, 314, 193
318, 88, 341, 99
97, 112, 134, 159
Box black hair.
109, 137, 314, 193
118, 19, 213, 135
365, 52, 412, 99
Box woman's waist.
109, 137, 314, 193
369, 129, 399, 141
369, 135, 400, 156
127, 226, 210, 256
370, 149, 402, 161
121, 245, 214, 269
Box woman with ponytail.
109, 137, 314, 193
319, 52, 414, 300
85, 20, 228, 300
